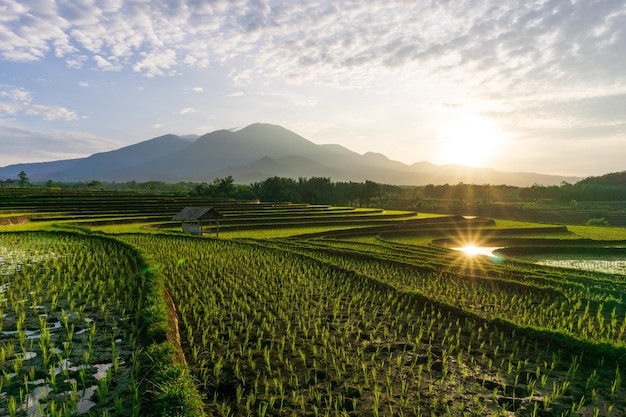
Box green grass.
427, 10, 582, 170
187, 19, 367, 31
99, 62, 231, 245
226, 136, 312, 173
0, 220, 57, 231
568, 225, 626, 240
493, 219, 558, 228
378, 235, 438, 246
218, 225, 378, 239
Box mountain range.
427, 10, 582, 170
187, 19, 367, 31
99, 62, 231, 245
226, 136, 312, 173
0, 123, 580, 186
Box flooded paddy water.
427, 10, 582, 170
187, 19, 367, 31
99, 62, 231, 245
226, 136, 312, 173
0, 233, 142, 416
523, 255, 626, 275
449, 241, 626, 275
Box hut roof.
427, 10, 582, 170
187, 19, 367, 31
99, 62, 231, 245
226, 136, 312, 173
172, 206, 222, 221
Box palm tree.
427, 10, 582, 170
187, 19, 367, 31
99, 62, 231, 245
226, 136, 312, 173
18, 171, 30, 187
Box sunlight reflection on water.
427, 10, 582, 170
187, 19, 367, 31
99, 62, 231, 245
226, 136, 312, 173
535, 258, 626, 274
453, 245, 503, 257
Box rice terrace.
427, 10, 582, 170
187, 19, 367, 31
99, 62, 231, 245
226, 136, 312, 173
2, 186, 626, 417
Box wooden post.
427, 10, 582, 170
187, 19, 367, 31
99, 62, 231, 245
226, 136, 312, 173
216, 218, 219, 238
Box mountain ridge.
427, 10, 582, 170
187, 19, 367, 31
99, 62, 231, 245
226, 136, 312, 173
0, 123, 581, 186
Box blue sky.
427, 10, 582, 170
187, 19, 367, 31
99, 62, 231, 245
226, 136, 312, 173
1, 0, 625, 177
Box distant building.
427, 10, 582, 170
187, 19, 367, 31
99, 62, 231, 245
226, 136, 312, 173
172, 206, 222, 236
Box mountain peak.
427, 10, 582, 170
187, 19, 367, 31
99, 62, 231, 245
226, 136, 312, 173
362, 151, 389, 161
237, 122, 292, 134
235, 123, 309, 144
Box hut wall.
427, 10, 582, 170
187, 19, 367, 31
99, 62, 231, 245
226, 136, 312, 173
182, 223, 200, 234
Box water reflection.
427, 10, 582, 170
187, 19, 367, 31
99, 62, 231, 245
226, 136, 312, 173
453, 245, 503, 257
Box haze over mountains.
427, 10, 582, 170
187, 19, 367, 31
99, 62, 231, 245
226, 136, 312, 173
0, 123, 580, 186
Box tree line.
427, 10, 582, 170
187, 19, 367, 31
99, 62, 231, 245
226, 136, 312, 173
192, 176, 387, 207
0, 171, 30, 187
5, 170, 626, 206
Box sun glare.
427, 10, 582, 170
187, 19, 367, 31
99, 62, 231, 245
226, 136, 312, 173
451, 243, 504, 272
438, 114, 504, 167
454, 245, 501, 257
457, 244, 482, 256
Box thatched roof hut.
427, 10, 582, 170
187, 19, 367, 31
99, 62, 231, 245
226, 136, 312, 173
172, 206, 222, 236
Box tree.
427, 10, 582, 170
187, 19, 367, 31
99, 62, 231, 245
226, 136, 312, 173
213, 176, 235, 198
256, 177, 298, 202
298, 177, 334, 204
362, 180, 380, 207
18, 171, 30, 187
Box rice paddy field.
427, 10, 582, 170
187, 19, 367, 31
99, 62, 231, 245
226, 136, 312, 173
2, 187, 626, 416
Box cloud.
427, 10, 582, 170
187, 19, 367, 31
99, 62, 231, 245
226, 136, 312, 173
177, 107, 198, 115
191, 86, 203, 92
93, 55, 122, 71
230, 68, 253, 87
493, 133, 626, 177
133, 49, 177, 77
0, 86, 32, 102
0, 124, 122, 166
0, 0, 622, 97
488, 93, 626, 138
0, 85, 78, 121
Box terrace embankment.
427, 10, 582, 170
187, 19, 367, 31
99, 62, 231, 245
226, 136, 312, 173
0, 215, 29, 225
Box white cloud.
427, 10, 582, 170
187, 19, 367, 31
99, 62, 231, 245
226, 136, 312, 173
177, 107, 198, 115
0, 0, 622, 94
0, 101, 79, 121
93, 55, 121, 71
493, 133, 626, 177
0, 85, 78, 121
191, 86, 203, 92
230, 68, 253, 87
65, 54, 88, 68
133, 49, 177, 77
0, 86, 32, 102
0, 124, 122, 166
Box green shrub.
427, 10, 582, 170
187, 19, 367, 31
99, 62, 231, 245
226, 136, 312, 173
586, 217, 609, 226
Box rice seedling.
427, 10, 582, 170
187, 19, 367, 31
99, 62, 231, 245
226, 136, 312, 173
5, 188, 625, 416
115, 232, 626, 416
0, 231, 146, 416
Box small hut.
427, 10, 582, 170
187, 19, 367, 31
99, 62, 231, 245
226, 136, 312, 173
172, 206, 222, 236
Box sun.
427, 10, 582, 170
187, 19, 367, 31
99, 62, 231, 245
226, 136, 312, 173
437, 114, 504, 167
456, 244, 482, 256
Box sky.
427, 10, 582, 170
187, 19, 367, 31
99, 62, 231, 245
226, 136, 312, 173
0, 0, 625, 178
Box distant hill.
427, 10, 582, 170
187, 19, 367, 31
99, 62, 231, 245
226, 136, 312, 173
576, 171, 626, 187
0, 123, 581, 186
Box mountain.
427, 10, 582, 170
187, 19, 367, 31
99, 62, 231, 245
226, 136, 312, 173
55, 134, 191, 182
212, 155, 348, 184
0, 123, 581, 186
0, 159, 83, 180
120, 124, 361, 182
575, 171, 626, 187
